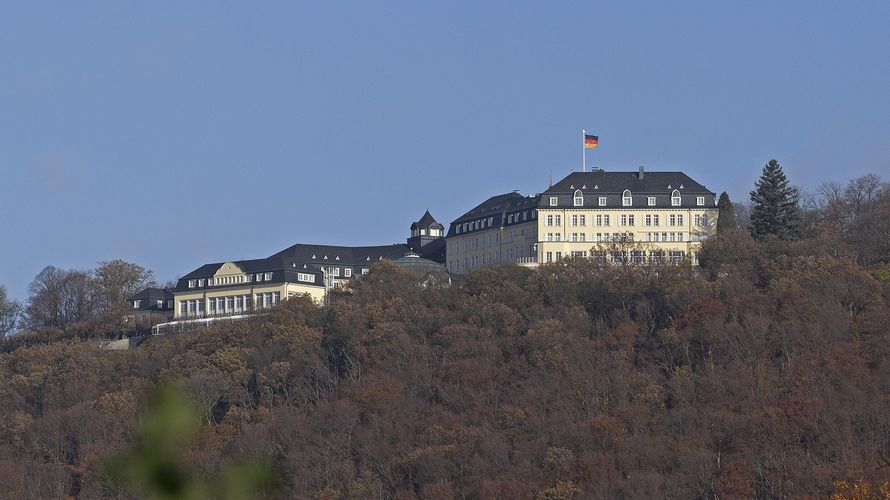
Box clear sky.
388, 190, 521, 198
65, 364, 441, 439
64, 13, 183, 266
1, 1, 888, 300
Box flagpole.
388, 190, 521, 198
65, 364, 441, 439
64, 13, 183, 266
581, 129, 586, 172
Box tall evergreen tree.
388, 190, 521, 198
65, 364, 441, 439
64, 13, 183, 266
750, 159, 801, 239
716, 192, 736, 233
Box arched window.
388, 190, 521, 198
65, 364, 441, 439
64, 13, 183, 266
573, 190, 583, 207
671, 189, 681, 206
622, 189, 632, 206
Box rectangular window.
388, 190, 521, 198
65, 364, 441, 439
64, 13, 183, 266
180, 301, 187, 316
555, 251, 562, 260
620, 215, 628, 227
648, 196, 656, 206
670, 215, 677, 226
546, 252, 553, 263
554, 233, 562, 241
546, 215, 554, 226
628, 215, 635, 226
598, 197, 607, 206
133, 300, 140, 309
344, 268, 352, 278
579, 233, 586, 242
603, 215, 610, 226
188, 280, 196, 288
669, 251, 684, 263
578, 215, 586, 226
677, 232, 684, 242
697, 196, 705, 206
197, 279, 205, 287
332, 268, 340, 277
549, 196, 558, 206
571, 232, 578, 242
264, 272, 272, 281
571, 251, 586, 257
298, 272, 315, 283
678, 215, 684, 226
554, 215, 561, 226
255, 273, 262, 282
571, 215, 578, 226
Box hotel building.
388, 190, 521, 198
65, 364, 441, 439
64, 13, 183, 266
446, 167, 718, 272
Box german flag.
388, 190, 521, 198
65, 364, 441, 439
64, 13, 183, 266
584, 134, 599, 149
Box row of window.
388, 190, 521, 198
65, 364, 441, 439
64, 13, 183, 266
545, 232, 691, 242
188, 272, 274, 289
557, 190, 706, 207
545, 250, 687, 264
546, 213, 704, 227
133, 299, 172, 309
178, 292, 282, 317
455, 210, 537, 235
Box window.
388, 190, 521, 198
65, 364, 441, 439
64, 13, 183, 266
598, 196, 607, 206
331, 267, 340, 277
546, 215, 554, 226
488, 217, 494, 226
631, 250, 645, 264
578, 215, 586, 226
549, 196, 558, 206
571, 215, 578, 226
555, 252, 562, 260
188, 280, 196, 288
133, 300, 140, 309
361, 268, 369, 275
298, 272, 315, 283
344, 268, 352, 278
678, 214, 684, 226
255, 273, 262, 282
603, 215, 610, 226
554, 215, 561, 226
648, 196, 656, 206
579, 233, 586, 242
669, 250, 685, 263
696, 196, 705, 206
180, 301, 187, 316
264, 272, 272, 281
620, 215, 635, 226
671, 189, 681, 206
622, 189, 632, 206
571, 251, 586, 257
197, 279, 205, 287
157, 299, 163, 308
650, 250, 665, 264
546, 251, 553, 263
571, 232, 579, 242
573, 190, 583, 207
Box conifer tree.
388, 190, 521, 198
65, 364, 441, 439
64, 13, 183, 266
750, 159, 800, 239
716, 192, 736, 233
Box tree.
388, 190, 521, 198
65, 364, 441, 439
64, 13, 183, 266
23, 266, 97, 331
716, 192, 736, 233
92, 260, 156, 311
0, 285, 20, 337
750, 159, 801, 240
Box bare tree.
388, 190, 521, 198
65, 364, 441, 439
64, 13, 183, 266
0, 285, 20, 337
23, 267, 98, 331
92, 260, 156, 311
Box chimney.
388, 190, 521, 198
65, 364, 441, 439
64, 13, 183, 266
638, 166, 645, 179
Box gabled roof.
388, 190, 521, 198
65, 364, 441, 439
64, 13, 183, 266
544, 170, 713, 195
130, 288, 174, 301
451, 192, 541, 224
411, 210, 445, 230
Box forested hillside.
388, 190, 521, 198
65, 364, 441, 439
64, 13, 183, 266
1, 171, 889, 499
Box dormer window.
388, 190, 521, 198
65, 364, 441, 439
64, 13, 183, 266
197, 279, 205, 287
264, 272, 272, 281
133, 300, 140, 309
549, 196, 558, 206
671, 190, 681, 206
622, 189, 632, 206
696, 196, 705, 206
188, 280, 196, 288
573, 190, 583, 207
648, 196, 656, 206
598, 197, 607, 207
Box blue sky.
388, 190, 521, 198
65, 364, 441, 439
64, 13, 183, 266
1, 1, 888, 299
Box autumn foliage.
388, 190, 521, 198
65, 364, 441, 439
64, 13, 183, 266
1, 230, 890, 498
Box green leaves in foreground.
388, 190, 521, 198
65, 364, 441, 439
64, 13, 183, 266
105, 384, 278, 499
